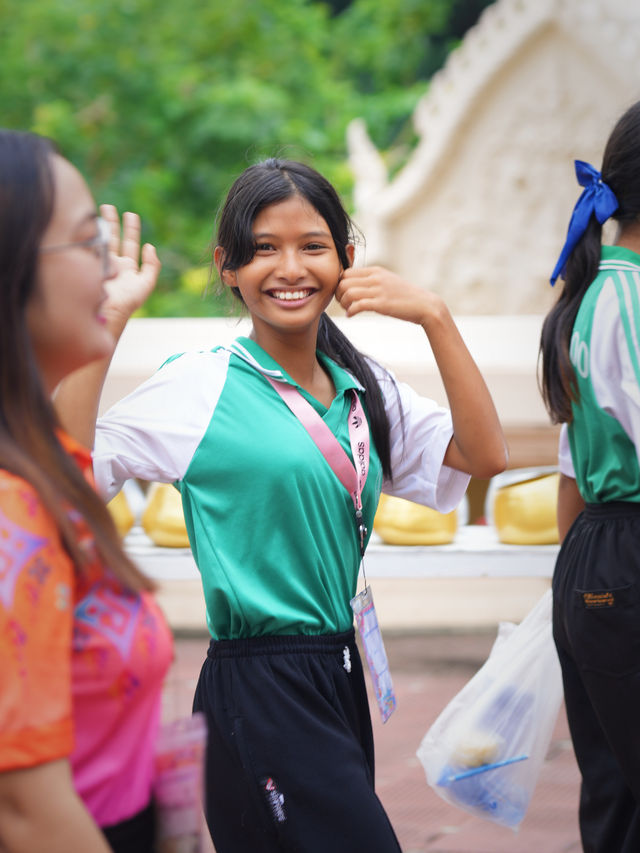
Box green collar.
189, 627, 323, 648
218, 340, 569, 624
601, 244, 640, 269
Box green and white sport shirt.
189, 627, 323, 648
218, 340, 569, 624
558, 246, 640, 503
94, 336, 469, 639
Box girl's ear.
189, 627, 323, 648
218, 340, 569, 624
345, 243, 355, 268
214, 246, 236, 287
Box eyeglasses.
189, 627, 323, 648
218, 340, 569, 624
39, 217, 112, 277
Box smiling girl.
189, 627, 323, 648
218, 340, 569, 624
58, 158, 507, 852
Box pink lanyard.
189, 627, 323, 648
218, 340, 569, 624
266, 377, 370, 556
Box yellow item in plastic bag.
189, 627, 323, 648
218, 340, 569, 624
373, 493, 457, 545
492, 472, 559, 545
142, 483, 190, 548
451, 732, 503, 769
107, 489, 135, 538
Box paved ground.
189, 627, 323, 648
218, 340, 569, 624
163, 629, 581, 853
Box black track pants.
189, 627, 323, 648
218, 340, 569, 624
193, 628, 402, 853
553, 502, 640, 853
102, 801, 155, 853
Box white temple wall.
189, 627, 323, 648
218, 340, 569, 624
350, 0, 640, 315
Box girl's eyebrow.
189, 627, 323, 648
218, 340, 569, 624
253, 230, 331, 239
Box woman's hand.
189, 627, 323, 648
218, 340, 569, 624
335, 265, 442, 326
100, 204, 161, 335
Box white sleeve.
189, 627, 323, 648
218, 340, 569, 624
93, 349, 230, 500
558, 424, 575, 478
372, 362, 470, 513
590, 275, 640, 468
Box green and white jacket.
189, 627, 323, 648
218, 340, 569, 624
559, 246, 640, 503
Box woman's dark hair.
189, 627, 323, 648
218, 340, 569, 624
216, 158, 394, 478
540, 100, 640, 423
0, 129, 152, 591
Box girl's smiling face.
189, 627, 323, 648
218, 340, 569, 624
217, 194, 354, 349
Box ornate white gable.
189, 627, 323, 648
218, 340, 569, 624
348, 0, 640, 314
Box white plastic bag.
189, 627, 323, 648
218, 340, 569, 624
417, 589, 562, 831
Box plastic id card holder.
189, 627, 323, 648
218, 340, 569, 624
351, 586, 397, 723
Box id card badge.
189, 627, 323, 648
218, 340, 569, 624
350, 585, 397, 723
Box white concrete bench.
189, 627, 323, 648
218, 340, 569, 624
128, 524, 557, 582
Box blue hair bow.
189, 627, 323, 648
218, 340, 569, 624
549, 160, 619, 286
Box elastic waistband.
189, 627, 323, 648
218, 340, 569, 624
207, 628, 356, 660
584, 501, 640, 520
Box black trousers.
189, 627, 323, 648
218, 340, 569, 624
553, 502, 640, 853
193, 628, 402, 853
102, 800, 155, 853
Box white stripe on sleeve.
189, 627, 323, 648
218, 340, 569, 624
558, 424, 575, 478
591, 277, 640, 465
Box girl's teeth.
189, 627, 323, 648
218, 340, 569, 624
273, 290, 310, 301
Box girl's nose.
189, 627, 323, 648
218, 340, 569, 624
276, 249, 305, 282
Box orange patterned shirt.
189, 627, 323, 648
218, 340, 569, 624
0, 435, 173, 826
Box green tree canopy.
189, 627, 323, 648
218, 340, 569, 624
0, 0, 491, 315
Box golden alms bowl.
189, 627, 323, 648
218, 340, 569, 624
107, 489, 135, 538
489, 468, 560, 545
141, 482, 190, 548
373, 493, 458, 546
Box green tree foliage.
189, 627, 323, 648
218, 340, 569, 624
0, 0, 491, 316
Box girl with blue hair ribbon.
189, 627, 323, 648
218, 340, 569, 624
540, 100, 640, 852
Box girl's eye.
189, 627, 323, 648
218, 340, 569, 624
305, 243, 326, 251
254, 242, 274, 252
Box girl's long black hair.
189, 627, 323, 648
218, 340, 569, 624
215, 158, 395, 479
540, 100, 640, 424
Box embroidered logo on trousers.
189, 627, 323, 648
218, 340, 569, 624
582, 592, 615, 608
343, 645, 352, 672
261, 777, 286, 823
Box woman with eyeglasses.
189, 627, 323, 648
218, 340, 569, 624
0, 129, 172, 853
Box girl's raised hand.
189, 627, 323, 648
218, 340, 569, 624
100, 204, 161, 332
336, 266, 507, 478
335, 265, 442, 327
